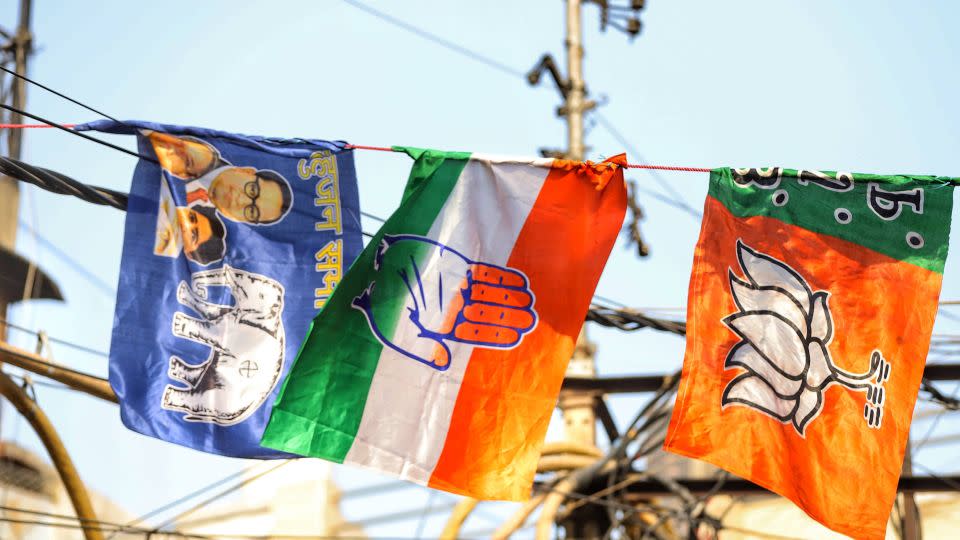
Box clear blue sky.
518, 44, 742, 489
3, 1, 960, 537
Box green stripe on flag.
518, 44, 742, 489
261, 149, 471, 460
709, 168, 955, 273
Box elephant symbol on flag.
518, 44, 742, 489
352, 234, 538, 371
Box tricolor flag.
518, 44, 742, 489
665, 167, 955, 539
262, 147, 627, 500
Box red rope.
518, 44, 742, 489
344, 144, 395, 152
345, 144, 712, 172
2, 125, 712, 172
624, 163, 712, 173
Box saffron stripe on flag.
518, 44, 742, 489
343, 157, 554, 484
427, 159, 628, 500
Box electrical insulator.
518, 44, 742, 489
631, 0, 645, 9
627, 17, 641, 36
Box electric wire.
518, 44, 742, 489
0, 103, 155, 162
0, 65, 122, 123
912, 462, 960, 492
18, 219, 118, 298
2, 15, 953, 540
0, 512, 379, 539
340, 0, 525, 79
0, 502, 218, 538
0, 336, 108, 383
0, 317, 109, 358
337, 0, 715, 224
595, 112, 703, 219
3, 160, 689, 332
914, 381, 960, 454
104, 466, 252, 540
150, 460, 292, 533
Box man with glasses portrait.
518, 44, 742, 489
184, 166, 293, 226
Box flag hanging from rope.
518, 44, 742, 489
664, 167, 956, 539
76, 120, 363, 458
261, 147, 627, 499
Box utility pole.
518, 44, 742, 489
0, 4, 96, 537
0, 0, 32, 256
900, 437, 921, 540
527, 2, 644, 538
0, 0, 46, 341
558, 0, 598, 454
0, 0, 59, 341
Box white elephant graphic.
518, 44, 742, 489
161, 265, 286, 425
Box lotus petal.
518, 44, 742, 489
737, 241, 812, 310
805, 340, 833, 389
724, 312, 807, 377
792, 388, 824, 435
809, 291, 833, 342
722, 374, 795, 421
725, 342, 803, 397
729, 273, 808, 333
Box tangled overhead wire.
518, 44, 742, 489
5, 155, 689, 337
0, 156, 127, 210
920, 378, 960, 411
588, 303, 686, 336
625, 179, 651, 257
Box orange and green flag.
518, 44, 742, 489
664, 167, 955, 540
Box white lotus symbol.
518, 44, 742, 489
721, 240, 890, 435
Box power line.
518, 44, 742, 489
340, 0, 525, 78
106, 464, 260, 540
0, 65, 121, 123
151, 460, 292, 533
4, 154, 672, 311
0, 69, 686, 318
337, 0, 705, 219
0, 512, 379, 539
18, 220, 117, 298
913, 381, 960, 453
595, 112, 703, 219
0, 102, 155, 162
361, 210, 386, 223
0, 316, 108, 357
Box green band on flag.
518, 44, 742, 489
709, 168, 956, 273
260, 151, 470, 460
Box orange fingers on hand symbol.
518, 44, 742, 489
468, 284, 533, 308
453, 323, 521, 346
462, 304, 536, 329
470, 264, 528, 288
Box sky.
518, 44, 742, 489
2, 0, 960, 537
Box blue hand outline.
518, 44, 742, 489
352, 235, 538, 371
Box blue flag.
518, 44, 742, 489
77, 120, 363, 457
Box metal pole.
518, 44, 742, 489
555, 4, 608, 539
557, 0, 596, 448
0, 0, 32, 337
0, 371, 104, 540
900, 437, 921, 540
565, 0, 585, 162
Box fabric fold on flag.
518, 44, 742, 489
261, 148, 628, 500
664, 167, 956, 540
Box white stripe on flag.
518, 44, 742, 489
344, 158, 552, 484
